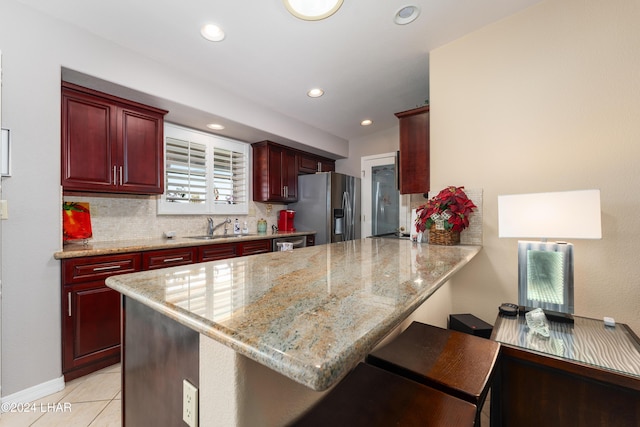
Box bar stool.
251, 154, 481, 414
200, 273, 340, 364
366, 322, 500, 426
290, 363, 476, 426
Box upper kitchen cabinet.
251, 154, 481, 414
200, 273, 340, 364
395, 105, 430, 194
252, 141, 336, 203
297, 152, 336, 174
61, 82, 168, 194
252, 141, 298, 203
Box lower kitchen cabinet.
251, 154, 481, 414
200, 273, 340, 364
239, 239, 271, 256
63, 281, 121, 380
60, 234, 313, 380
142, 247, 197, 270
61, 253, 141, 381
199, 243, 238, 262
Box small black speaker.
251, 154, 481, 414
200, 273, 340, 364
448, 314, 493, 339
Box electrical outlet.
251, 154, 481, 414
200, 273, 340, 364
183, 379, 198, 427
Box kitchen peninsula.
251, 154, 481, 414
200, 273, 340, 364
106, 238, 481, 426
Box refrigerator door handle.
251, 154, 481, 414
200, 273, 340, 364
343, 191, 353, 241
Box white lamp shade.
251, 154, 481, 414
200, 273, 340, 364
498, 189, 602, 239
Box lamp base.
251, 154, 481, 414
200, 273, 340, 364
519, 306, 574, 324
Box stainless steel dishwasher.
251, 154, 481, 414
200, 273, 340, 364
272, 236, 307, 251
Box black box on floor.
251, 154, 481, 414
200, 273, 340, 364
448, 314, 493, 339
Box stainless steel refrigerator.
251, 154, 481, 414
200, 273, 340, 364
289, 172, 361, 245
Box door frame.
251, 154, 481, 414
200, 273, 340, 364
360, 152, 410, 238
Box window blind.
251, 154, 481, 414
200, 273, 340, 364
165, 137, 207, 204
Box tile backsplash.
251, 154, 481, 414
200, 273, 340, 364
63, 193, 285, 243
63, 189, 482, 246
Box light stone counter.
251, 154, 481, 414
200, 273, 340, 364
106, 238, 481, 392
53, 230, 314, 259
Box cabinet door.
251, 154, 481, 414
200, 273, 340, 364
282, 149, 298, 202
396, 106, 430, 194
142, 247, 197, 270
298, 154, 319, 174
267, 145, 286, 201
62, 88, 116, 192
320, 160, 335, 172
63, 281, 121, 373
117, 106, 165, 194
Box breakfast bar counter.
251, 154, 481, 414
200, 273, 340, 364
106, 238, 481, 426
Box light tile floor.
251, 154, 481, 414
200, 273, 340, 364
0, 364, 121, 427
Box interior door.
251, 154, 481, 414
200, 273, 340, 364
361, 153, 402, 238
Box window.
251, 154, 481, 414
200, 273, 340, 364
158, 123, 249, 215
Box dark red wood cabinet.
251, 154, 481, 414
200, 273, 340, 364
252, 140, 335, 202
142, 247, 197, 270
61, 235, 314, 380
62, 253, 142, 381
252, 141, 298, 203
395, 105, 430, 195
61, 82, 167, 194
298, 153, 336, 174
239, 239, 271, 256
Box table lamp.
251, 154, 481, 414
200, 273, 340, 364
498, 189, 602, 323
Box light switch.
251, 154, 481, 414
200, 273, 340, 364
0, 200, 7, 220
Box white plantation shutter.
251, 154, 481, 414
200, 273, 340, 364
158, 123, 249, 215
212, 147, 246, 205
165, 137, 207, 204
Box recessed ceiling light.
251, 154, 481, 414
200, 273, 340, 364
361, 119, 373, 126
307, 88, 324, 98
284, 0, 343, 21
394, 5, 420, 25
206, 123, 225, 130
200, 24, 225, 42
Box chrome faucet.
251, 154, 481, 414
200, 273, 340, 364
207, 217, 231, 236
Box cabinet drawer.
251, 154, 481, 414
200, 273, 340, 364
240, 239, 272, 256
199, 243, 238, 262
63, 253, 142, 284
142, 248, 197, 270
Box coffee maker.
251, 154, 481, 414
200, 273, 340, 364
278, 209, 296, 231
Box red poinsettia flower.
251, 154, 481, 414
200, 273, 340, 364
415, 186, 477, 233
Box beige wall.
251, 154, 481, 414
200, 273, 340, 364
336, 125, 399, 177
430, 0, 640, 330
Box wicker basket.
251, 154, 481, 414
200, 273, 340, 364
429, 225, 460, 246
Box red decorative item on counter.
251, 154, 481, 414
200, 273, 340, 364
63, 202, 93, 242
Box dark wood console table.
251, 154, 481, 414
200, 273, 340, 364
490, 314, 640, 427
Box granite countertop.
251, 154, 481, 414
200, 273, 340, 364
53, 230, 315, 259
106, 238, 481, 391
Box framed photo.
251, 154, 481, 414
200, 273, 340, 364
1, 128, 10, 176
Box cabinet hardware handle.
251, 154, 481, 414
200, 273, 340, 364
68, 292, 72, 317
163, 257, 184, 263
113, 165, 117, 185
93, 265, 122, 272
119, 166, 123, 186
284, 185, 288, 198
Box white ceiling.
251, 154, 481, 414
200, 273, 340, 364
19, 0, 542, 149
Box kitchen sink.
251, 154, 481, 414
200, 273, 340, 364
186, 234, 257, 240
